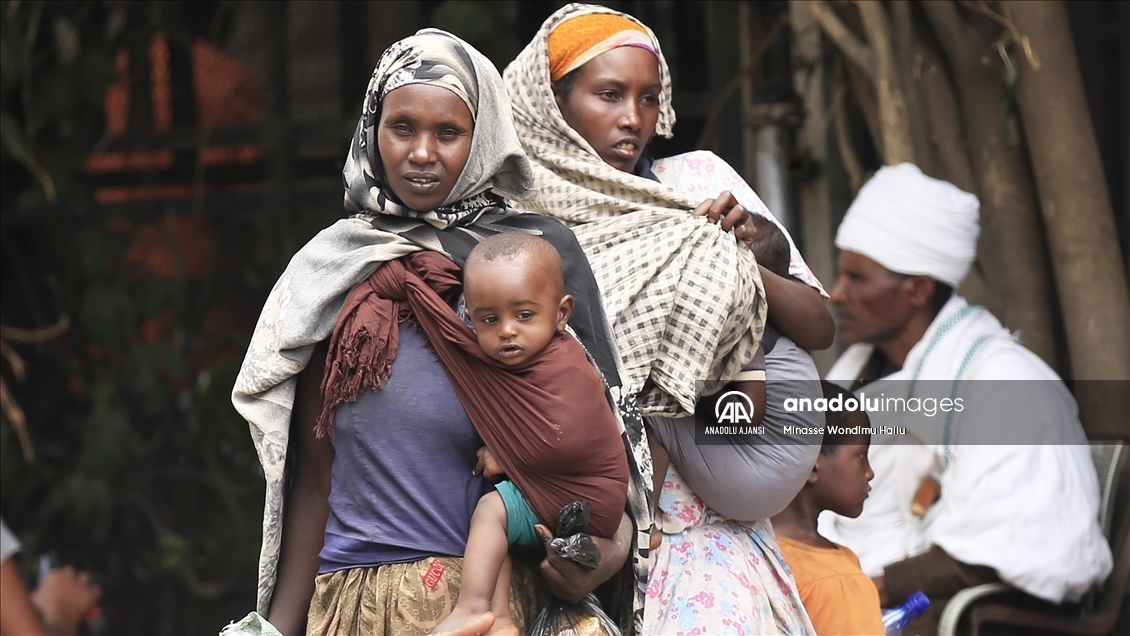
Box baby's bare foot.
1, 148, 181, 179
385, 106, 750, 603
430, 608, 495, 636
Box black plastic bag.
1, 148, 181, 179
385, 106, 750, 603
556, 501, 592, 537
528, 502, 621, 636
546, 501, 600, 570
549, 533, 601, 571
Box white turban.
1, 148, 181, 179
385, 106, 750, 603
835, 163, 980, 287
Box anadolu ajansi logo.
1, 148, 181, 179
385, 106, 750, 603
715, 390, 755, 424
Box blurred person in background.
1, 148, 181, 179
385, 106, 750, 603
0, 519, 101, 636
822, 163, 1111, 634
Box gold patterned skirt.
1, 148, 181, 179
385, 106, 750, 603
306, 556, 547, 636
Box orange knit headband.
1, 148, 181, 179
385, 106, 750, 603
547, 14, 655, 82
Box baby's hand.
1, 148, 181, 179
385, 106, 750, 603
473, 446, 506, 480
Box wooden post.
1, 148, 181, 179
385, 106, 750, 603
922, 0, 1060, 371
705, 1, 744, 169
1005, 0, 1130, 437
789, 0, 841, 372
261, 1, 290, 271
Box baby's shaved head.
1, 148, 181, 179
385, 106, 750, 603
465, 233, 565, 296
747, 215, 790, 279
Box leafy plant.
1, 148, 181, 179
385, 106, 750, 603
2, 1, 263, 631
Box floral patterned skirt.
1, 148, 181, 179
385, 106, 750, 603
644, 466, 815, 635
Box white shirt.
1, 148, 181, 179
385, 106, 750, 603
0, 518, 21, 565
821, 295, 1112, 603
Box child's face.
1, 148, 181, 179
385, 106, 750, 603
464, 254, 573, 366
814, 421, 874, 518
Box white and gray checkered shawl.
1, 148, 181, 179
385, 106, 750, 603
503, 3, 767, 417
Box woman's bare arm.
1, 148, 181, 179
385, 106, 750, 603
534, 511, 633, 603
267, 342, 334, 636
760, 268, 835, 351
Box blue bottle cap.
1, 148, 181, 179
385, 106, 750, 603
907, 591, 931, 614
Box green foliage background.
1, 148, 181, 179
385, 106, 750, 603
1, 1, 263, 631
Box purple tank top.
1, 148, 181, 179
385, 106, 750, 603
318, 322, 491, 573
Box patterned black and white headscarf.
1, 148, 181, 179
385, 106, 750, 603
343, 29, 533, 227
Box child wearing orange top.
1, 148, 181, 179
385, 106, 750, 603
772, 381, 884, 636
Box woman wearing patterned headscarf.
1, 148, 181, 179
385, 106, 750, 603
232, 29, 653, 636
505, 4, 827, 634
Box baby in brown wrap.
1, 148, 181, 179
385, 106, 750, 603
431, 232, 629, 636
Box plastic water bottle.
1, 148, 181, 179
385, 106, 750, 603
881, 591, 931, 636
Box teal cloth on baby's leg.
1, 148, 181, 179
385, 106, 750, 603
495, 481, 542, 550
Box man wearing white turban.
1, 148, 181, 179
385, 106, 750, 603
820, 164, 1111, 633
